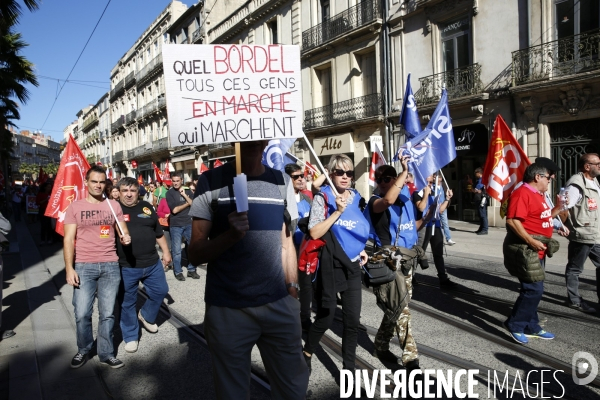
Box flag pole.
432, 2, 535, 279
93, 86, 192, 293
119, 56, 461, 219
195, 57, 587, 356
301, 133, 339, 196
544, 192, 566, 230
103, 194, 125, 237
235, 142, 242, 175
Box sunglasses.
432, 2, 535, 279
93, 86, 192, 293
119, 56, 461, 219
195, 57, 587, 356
376, 176, 395, 184
290, 174, 304, 180
332, 169, 354, 178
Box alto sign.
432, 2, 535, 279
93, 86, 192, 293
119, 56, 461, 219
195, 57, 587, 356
314, 133, 354, 156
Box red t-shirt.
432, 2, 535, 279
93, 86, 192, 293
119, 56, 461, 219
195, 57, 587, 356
63, 199, 125, 263
506, 183, 553, 257
406, 182, 417, 195
301, 189, 314, 200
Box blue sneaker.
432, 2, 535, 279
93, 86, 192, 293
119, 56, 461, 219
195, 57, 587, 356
525, 330, 555, 340
503, 322, 529, 344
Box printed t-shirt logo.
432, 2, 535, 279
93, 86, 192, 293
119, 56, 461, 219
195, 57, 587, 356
124, 214, 131, 222
143, 207, 152, 215
588, 198, 598, 211
335, 219, 357, 230
100, 225, 110, 238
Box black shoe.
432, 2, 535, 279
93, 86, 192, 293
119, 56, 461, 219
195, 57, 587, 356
373, 349, 399, 364
187, 270, 200, 279
474, 229, 482, 234
476, 231, 488, 235
303, 352, 312, 375
419, 261, 430, 270
404, 359, 420, 372
100, 357, 124, 369
175, 273, 185, 281
71, 352, 88, 369
440, 279, 457, 289
0, 330, 16, 341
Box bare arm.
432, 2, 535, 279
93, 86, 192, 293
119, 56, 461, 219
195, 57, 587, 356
311, 173, 327, 195
281, 222, 298, 298
415, 187, 431, 212
188, 212, 248, 266
372, 157, 409, 214
506, 218, 546, 252
156, 235, 172, 266
63, 224, 79, 287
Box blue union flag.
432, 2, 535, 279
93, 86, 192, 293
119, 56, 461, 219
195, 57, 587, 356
261, 139, 296, 171
398, 89, 456, 190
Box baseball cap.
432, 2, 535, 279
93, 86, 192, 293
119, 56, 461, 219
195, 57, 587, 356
534, 157, 560, 173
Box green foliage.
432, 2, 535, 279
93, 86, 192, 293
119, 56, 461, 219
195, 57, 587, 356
44, 162, 58, 175
18, 161, 38, 176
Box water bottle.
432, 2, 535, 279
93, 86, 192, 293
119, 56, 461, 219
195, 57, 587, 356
559, 187, 568, 210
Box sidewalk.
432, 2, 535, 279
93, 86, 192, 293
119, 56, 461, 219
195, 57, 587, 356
0, 219, 108, 400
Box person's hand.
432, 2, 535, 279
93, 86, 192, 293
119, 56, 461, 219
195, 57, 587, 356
359, 250, 368, 266
446, 189, 453, 200
120, 234, 132, 246
165, 213, 170, 218
557, 226, 570, 237
422, 185, 431, 196
228, 211, 249, 240
162, 251, 172, 267
287, 285, 298, 299
66, 268, 80, 287
527, 239, 547, 252
335, 195, 348, 213
400, 155, 409, 172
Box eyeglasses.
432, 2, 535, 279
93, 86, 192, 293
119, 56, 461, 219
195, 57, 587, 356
332, 169, 354, 178
587, 162, 600, 167
376, 176, 395, 184
538, 174, 552, 180
290, 174, 304, 180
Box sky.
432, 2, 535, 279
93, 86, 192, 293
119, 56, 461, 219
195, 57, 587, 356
15, 0, 197, 143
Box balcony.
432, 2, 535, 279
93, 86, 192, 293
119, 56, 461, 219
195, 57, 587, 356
124, 71, 136, 88
512, 28, 600, 86
158, 96, 166, 109
137, 54, 163, 86
304, 92, 383, 130
101, 156, 110, 165
415, 63, 483, 106
100, 129, 108, 140
302, 0, 381, 54
111, 115, 125, 133
127, 150, 135, 160
81, 115, 98, 132
109, 80, 125, 101
114, 151, 124, 162
125, 110, 137, 125
127, 137, 170, 160
208, 143, 233, 150
192, 28, 202, 43
143, 99, 158, 117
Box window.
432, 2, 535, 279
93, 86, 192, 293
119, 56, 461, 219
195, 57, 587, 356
440, 17, 471, 71
154, 41, 158, 56
320, 0, 330, 23
268, 20, 278, 44
556, 0, 600, 39
360, 52, 377, 96
316, 67, 333, 107
147, 47, 151, 61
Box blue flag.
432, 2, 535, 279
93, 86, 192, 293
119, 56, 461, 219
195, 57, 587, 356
398, 89, 456, 190
262, 139, 296, 171
400, 74, 421, 140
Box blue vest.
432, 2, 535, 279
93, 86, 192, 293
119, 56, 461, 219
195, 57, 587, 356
321, 185, 369, 260
365, 186, 419, 248
422, 186, 443, 228
294, 194, 312, 246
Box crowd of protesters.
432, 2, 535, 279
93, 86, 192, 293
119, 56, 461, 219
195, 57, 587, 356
1, 145, 600, 400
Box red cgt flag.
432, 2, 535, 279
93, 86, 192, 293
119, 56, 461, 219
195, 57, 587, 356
44, 135, 91, 235
152, 162, 163, 183
213, 159, 223, 168
368, 144, 387, 187
482, 114, 531, 203
304, 161, 319, 178
198, 163, 208, 175
138, 174, 144, 185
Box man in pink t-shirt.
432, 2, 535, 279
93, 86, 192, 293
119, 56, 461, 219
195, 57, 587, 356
63, 165, 131, 369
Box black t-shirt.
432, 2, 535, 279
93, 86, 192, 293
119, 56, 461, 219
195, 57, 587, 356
412, 190, 426, 220
116, 200, 164, 268
367, 196, 404, 247
166, 187, 193, 227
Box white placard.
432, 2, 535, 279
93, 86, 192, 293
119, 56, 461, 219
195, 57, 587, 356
162, 44, 303, 147
233, 173, 249, 213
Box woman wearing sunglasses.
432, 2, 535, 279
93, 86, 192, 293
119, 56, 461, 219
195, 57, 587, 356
364, 158, 424, 372
303, 154, 369, 373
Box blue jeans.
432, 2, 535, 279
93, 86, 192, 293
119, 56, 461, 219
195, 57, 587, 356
72, 262, 121, 361
506, 258, 544, 334
170, 224, 194, 275
440, 209, 452, 241
478, 206, 488, 232
120, 260, 169, 342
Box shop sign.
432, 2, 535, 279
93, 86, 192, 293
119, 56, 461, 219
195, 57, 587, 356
453, 124, 488, 156
138, 162, 153, 171
183, 159, 196, 170
313, 133, 354, 156
370, 135, 383, 152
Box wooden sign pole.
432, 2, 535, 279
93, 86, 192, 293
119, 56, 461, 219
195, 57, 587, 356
235, 142, 242, 175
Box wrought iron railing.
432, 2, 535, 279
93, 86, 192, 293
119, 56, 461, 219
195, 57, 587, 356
125, 110, 136, 125
110, 80, 124, 100
144, 99, 158, 116
114, 151, 124, 162
124, 72, 136, 88
158, 96, 166, 109
192, 28, 202, 43
137, 54, 163, 85
111, 115, 124, 133
415, 63, 483, 106
81, 115, 98, 132
302, 0, 380, 53
304, 92, 382, 130
512, 28, 600, 85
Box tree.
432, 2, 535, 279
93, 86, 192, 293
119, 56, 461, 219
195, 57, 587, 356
44, 162, 58, 175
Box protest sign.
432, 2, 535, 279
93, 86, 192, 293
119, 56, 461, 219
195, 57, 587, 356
26, 195, 39, 214
162, 44, 303, 147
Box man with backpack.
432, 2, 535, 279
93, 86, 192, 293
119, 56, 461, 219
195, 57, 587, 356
188, 140, 307, 399
473, 167, 489, 235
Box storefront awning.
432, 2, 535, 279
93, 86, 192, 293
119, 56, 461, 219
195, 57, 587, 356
170, 153, 196, 163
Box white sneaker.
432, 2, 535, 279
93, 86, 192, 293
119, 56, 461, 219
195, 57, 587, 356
446, 240, 456, 246
124, 341, 138, 353
138, 310, 158, 333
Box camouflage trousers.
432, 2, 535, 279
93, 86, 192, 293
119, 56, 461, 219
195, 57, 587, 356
373, 265, 418, 365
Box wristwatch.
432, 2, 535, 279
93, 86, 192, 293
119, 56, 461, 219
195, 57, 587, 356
286, 282, 300, 291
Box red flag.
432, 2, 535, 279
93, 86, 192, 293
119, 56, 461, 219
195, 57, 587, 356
368, 144, 387, 187
107, 167, 113, 180
38, 166, 48, 184
138, 174, 144, 185
304, 161, 319, 178
44, 135, 91, 235
213, 159, 223, 168
152, 162, 163, 183
482, 115, 531, 203
198, 163, 208, 175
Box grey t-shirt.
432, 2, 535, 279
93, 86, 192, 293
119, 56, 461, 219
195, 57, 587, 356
189, 164, 298, 308
166, 187, 193, 227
